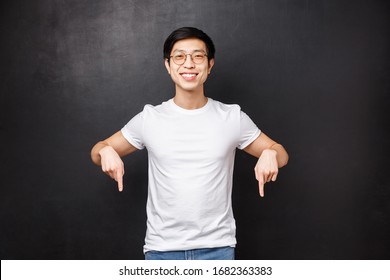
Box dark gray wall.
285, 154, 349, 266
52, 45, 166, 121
1, 0, 389, 259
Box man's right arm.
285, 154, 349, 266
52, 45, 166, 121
91, 131, 139, 192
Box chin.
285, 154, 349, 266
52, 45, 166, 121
178, 83, 200, 92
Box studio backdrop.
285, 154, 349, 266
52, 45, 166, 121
1, 0, 389, 259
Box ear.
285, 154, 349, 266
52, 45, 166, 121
164, 59, 171, 75
207, 58, 215, 74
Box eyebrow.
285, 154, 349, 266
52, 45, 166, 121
172, 49, 206, 53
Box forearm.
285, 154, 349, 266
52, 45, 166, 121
91, 131, 139, 166
244, 133, 288, 197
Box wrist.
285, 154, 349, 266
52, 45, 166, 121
98, 145, 113, 157
262, 148, 277, 156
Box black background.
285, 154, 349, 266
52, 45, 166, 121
1, 0, 389, 260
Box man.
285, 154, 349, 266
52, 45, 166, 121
91, 27, 288, 260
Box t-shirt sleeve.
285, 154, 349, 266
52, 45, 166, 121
121, 111, 145, 150
237, 111, 261, 150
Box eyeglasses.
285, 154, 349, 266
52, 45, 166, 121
170, 51, 208, 65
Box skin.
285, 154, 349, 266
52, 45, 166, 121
91, 38, 289, 197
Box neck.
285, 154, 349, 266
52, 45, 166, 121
173, 87, 207, 110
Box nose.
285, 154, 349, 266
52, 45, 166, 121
183, 54, 195, 68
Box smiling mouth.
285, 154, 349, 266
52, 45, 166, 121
180, 73, 198, 80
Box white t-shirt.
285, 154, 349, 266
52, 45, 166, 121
121, 98, 260, 252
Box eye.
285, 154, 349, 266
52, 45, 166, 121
194, 52, 205, 58
174, 54, 185, 60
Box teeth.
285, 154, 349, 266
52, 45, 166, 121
181, 74, 196, 78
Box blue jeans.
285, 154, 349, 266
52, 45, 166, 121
145, 246, 235, 260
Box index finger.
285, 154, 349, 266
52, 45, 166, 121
258, 177, 265, 197
117, 169, 123, 192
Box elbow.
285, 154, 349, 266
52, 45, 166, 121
282, 152, 289, 167
278, 146, 289, 168
90, 142, 103, 166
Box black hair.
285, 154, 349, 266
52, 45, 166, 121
163, 27, 215, 63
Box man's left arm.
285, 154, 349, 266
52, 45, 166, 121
243, 133, 289, 197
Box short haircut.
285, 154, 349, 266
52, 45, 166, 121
163, 27, 215, 63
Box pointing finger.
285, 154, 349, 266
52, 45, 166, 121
117, 169, 123, 192
258, 176, 265, 197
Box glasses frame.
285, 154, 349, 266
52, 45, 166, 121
169, 51, 208, 65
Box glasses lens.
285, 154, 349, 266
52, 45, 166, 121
171, 51, 207, 65
192, 51, 206, 64
173, 52, 186, 64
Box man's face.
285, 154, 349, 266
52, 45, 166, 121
165, 38, 214, 93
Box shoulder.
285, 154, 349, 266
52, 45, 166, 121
209, 98, 241, 113
206, 99, 244, 125
140, 99, 171, 116
209, 99, 242, 120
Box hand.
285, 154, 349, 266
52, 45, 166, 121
99, 146, 125, 192
254, 149, 279, 197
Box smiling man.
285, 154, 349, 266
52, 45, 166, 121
91, 27, 288, 260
